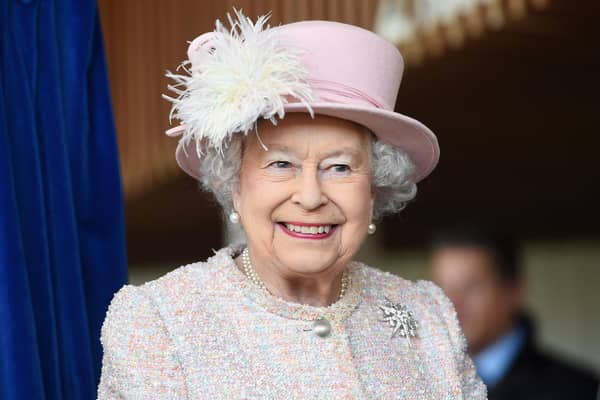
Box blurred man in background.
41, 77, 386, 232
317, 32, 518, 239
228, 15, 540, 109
430, 226, 598, 399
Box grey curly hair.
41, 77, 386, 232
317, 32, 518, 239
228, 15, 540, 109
198, 131, 417, 220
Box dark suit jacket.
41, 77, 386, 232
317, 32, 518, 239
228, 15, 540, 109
488, 320, 599, 400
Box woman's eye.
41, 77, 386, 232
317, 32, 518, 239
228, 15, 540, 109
331, 164, 350, 173
269, 161, 292, 169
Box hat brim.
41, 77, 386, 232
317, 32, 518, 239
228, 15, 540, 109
175, 103, 439, 183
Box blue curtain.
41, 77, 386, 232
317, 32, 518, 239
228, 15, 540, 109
0, 0, 127, 398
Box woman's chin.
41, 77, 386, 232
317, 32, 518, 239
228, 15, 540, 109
272, 238, 342, 275
276, 254, 340, 277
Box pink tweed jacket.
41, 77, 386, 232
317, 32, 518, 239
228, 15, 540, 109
97, 247, 486, 399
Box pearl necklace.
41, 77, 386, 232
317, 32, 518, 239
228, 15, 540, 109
241, 247, 350, 302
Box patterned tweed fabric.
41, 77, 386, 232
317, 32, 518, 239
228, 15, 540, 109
97, 247, 487, 399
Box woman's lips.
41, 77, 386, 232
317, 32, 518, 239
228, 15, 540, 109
278, 222, 338, 240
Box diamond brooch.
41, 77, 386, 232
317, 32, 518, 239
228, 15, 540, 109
379, 297, 418, 345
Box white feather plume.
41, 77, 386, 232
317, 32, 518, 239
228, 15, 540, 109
164, 9, 315, 155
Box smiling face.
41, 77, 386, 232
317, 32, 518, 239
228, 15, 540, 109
234, 114, 373, 282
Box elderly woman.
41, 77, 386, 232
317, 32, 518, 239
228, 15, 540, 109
98, 11, 486, 399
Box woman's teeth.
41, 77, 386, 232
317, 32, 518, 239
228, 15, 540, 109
284, 223, 332, 234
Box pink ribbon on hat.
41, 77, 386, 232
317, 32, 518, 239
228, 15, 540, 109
305, 78, 386, 109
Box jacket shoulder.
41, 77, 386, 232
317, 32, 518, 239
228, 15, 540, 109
101, 284, 152, 349
98, 284, 187, 397
135, 248, 232, 305
356, 263, 414, 295
100, 249, 231, 377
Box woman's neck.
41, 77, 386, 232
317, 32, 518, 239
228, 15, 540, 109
234, 254, 346, 307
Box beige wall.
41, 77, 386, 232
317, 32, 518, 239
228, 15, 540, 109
129, 237, 600, 374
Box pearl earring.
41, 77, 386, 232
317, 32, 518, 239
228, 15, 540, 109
229, 210, 240, 224
368, 223, 376, 235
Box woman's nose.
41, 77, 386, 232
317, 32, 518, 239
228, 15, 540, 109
291, 169, 328, 210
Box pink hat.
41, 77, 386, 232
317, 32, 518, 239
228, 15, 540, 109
165, 12, 439, 182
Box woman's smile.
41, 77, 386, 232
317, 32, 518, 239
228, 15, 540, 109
277, 221, 339, 240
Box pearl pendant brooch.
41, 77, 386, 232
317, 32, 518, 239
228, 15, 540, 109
379, 297, 418, 345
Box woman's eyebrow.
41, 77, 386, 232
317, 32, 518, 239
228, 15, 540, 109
321, 148, 362, 160
261, 145, 299, 159
263, 144, 294, 153
262, 144, 362, 160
